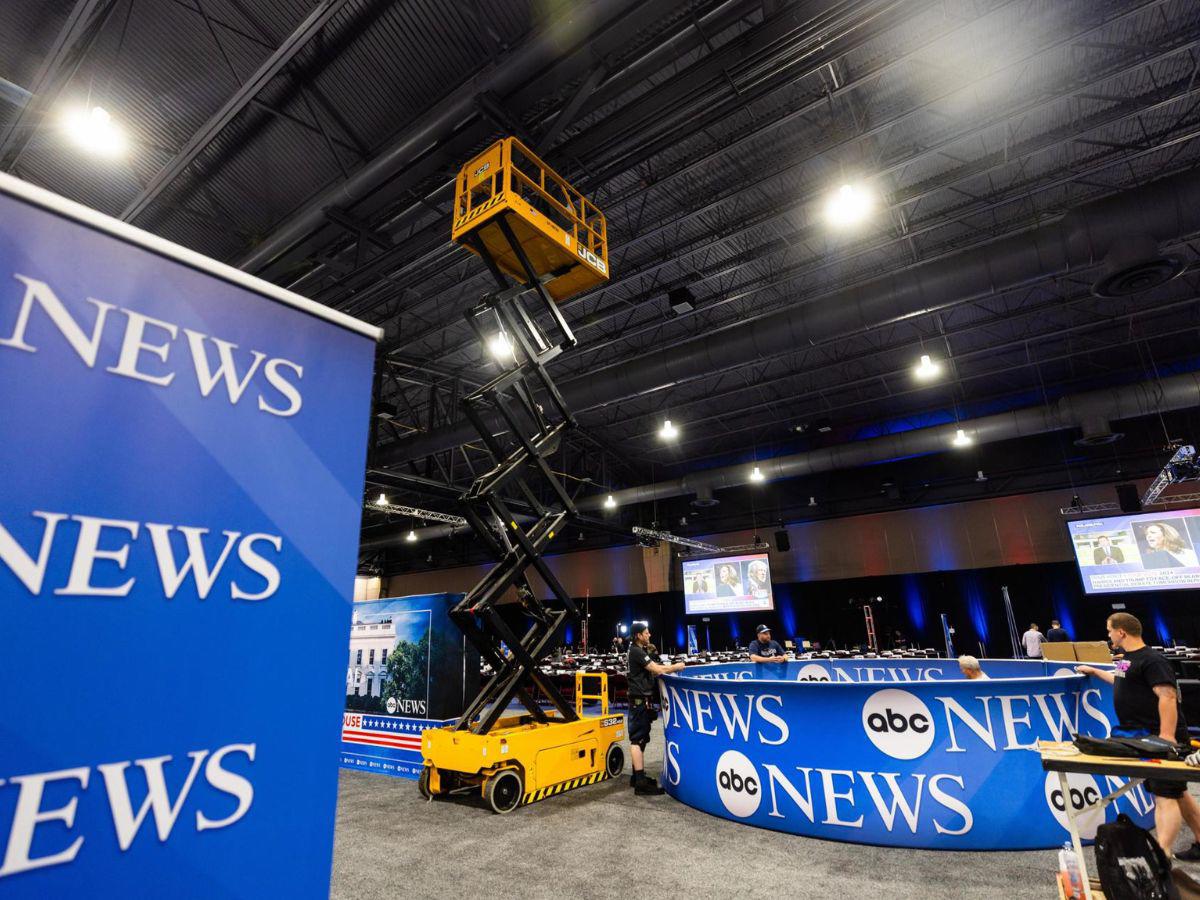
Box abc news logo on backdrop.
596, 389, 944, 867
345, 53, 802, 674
1044, 772, 1105, 840
861, 689, 935, 760
714, 750, 761, 818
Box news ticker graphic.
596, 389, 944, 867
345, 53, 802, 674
340, 592, 477, 779
0, 173, 378, 897
658, 658, 1152, 850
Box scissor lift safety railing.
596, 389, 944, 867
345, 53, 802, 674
574, 671, 610, 717
452, 137, 608, 303
449, 141, 610, 736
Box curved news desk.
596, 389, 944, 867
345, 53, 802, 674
657, 658, 1154, 849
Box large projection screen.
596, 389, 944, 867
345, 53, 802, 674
1068, 508, 1200, 594
682, 551, 774, 614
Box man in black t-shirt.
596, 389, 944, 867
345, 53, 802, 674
748, 625, 786, 664
1077, 612, 1200, 856
627, 622, 685, 796
1045, 620, 1069, 643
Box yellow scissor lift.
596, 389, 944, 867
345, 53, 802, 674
418, 139, 624, 814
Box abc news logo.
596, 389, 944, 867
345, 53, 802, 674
861, 689, 934, 760
714, 750, 761, 817
1044, 772, 1105, 839
795, 664, 830, 682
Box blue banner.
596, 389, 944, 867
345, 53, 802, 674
339, 593, 476, 779
0, 177, 378, 896
659, 659, 1153, 849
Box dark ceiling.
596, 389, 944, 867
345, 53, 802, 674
4, 0, 1200, 575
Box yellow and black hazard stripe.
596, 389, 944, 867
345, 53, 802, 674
453, 194, 505, 230
521, 769, 612, 806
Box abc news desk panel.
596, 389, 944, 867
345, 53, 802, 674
0, 173, 380, 898
657, 658, 1153, 850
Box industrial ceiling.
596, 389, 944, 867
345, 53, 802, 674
4, 0, 1200, 573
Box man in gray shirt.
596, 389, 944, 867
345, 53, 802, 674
1022, 623, 1044, 659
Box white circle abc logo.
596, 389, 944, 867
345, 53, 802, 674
715, 750, 761, 818
1045, 772, 1104, 839
657, 680, 671, 727
1054, 667, 1077, 678
862, 689, 935, 760
796, 663, 831, 682
385, 697, 398, 714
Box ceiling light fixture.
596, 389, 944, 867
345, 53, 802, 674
749, 466, 765, 483
824, 183, 872, 227
808, 496, 818, 507
376, 493, 387, 505
952, 428, 972, 448
64, 106, 125, 157
488, 331, 513, 360
975, 470, 988, 482
914, 354, 941, 380
604, 494, 617, 509
659, 419, 679, 440
405, 529, 417, 543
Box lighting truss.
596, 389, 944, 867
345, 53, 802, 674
366, 500, 467, 527
676, 541, 772, 557
1058, 490, 1200, 516
631, 526, 719, 552
1143, 445, 1199, 506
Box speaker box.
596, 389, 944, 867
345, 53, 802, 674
1116, 483, 1142, 513
774, 529, 790, 552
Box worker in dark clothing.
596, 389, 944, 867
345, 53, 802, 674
748, 624, 786, 663
1077, 612, 1200, 857
627, 621, 685, 795
1045, 620, 1069, 642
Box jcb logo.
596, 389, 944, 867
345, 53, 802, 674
714, 750, 760, 818
861, 689, 935, 760
473, 161, 491, 180
1044, 772, 1105, 839
577, 245, 607, 274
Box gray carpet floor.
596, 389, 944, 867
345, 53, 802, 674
330, 725, 1196, 899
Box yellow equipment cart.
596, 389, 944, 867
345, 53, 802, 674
420, 673, 624, 813
419, 139, 624, 813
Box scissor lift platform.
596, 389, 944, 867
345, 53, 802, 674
420, 140, 621, 812
452, 137, 608, 303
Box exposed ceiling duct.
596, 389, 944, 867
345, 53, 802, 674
381, 166, 1200, 465
1092, 232, 1184, 298
359, 368, 1200, 550
1073, 416, 1123, 447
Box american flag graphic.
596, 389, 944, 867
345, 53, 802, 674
341, 714, 432, 753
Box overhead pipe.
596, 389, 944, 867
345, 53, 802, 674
382, 166, 1200, 464
359, 368, 1200, 550
236, 0, 664, 274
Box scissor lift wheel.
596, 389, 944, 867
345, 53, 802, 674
484, 768, 524, 814
605, 743, 624, 779
417, 767, 434, 800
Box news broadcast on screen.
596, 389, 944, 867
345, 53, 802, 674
1068, 508, 1200, 594
682, 551, 774, 614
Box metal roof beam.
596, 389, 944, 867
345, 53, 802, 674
119, 0, 351, 224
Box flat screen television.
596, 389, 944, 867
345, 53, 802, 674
1067, 508, 1200, 595
682, 551, 774, 615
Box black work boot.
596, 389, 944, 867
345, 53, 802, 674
634, 773, 666, 795
1176, 842, 1200, 861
